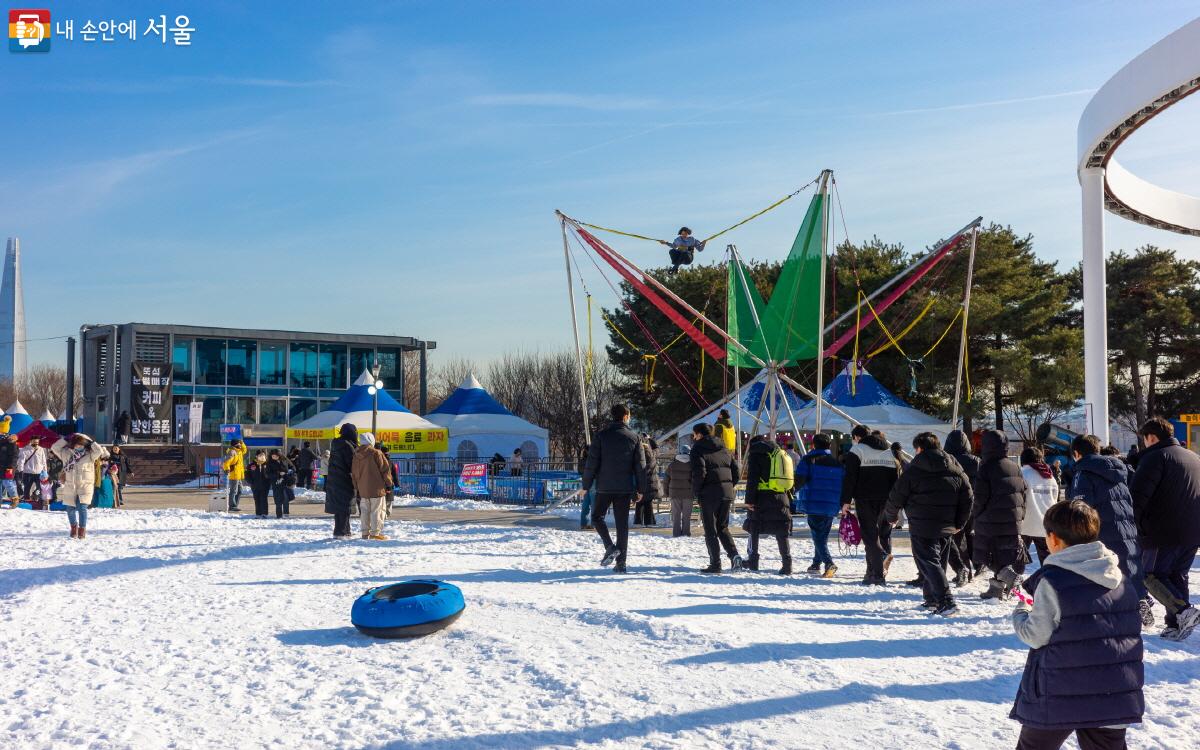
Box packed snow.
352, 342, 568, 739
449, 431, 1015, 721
2, 505, 1197, 750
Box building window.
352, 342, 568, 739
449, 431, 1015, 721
201, 396, 224, 443
319, 345, 348, 390
226, 340, 257, 387
288, 398, 319, 425
226, 397, 255, 425
350, 347, 375, 380
318, 398, 337, 413
376, 347, 401, 381
172, 338, 193, 383
259, 342, 287, 385
195, 339, 226, 386
259, 398, 287, 425
289, 343, 319, 388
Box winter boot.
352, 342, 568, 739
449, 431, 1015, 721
821, 563, 838, 579
805, 562, 822, 575
1139, 598, 1155, 628
777, 558, 792, 576
78, 527, 86, 540
69, 525, 78, 539
746, 554, 760, 572
700, 560, 722, 574
996, 565, 1023, 598
954, 567, 972, 588
613, 562, 627, 574
932, 599, 959, 617
980, 577, 1008, 600
905, 577, 923, 587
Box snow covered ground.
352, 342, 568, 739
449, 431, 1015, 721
2, 506, 1197, 750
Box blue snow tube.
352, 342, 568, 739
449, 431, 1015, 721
351, 580, 465, 638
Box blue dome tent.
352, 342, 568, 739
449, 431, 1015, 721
425, 375, 548, 463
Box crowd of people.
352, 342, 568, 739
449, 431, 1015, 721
578, 405, 1199, 748
0, 432, 120, 539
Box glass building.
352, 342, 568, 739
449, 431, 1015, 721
80, 323, 435, 444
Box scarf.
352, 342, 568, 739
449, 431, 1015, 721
64, 445, 90, 474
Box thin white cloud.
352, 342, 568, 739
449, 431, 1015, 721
0, 128, 262, 220
186, 75, 346, 89
875, 88, 1096, 116
36, 76, 344, 94
468, 92, 661, 111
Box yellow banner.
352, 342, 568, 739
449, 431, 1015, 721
284, 426, 449, 453
1179, 414, 1200, 424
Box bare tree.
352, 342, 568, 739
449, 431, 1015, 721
0, 366, 82, 419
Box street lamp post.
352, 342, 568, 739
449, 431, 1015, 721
369, 361, 383, 436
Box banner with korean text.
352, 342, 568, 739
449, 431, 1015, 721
457, 462, 489, 496
130, 361, 172, 439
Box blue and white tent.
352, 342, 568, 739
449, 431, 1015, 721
790, 365, 951, 445
286, 370, 444, 451
664, 365, 949, 447
5, 400, 33, 433
425, 374, 549, 462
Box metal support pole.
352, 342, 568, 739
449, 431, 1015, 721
419, 341, 428, 415
65, 336, 76, 422
561, 218, 592, 442
816, 169, 831, 433
1081, 168, 1109, 443
951, 226, 979, 428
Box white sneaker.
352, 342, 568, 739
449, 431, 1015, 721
1175, 606, 1200, 640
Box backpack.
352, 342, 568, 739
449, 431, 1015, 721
839, 512, 861, 547
758, 448, 794, 494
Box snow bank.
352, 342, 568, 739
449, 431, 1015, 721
1, 507, 1196, 749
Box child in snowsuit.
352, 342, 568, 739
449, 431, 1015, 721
1010, 499, 1143, 749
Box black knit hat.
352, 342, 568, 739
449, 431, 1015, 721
339, 423, 358, 439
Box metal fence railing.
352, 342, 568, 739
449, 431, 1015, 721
393, 472, 581, 507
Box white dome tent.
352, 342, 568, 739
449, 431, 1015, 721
425, 374, 549, 463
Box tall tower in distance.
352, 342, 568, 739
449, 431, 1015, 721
0, 238, 27, 384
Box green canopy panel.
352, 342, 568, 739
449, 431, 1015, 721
727, 193, 823, 366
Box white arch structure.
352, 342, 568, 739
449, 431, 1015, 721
1078, 17, 1200, 442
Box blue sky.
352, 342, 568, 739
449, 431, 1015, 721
4, 1, 1199, 369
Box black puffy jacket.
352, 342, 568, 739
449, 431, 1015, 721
840, 433, 899, 504
943, 429, 980, 483
324, 434, 357, 514
640, 441, 662, 501
743, 438, 789, 524
1071, 454, 1143, 586
1129, 437, 1200, 548
0, 438, 18, 472
690, 435, 740, 506
886, 448, 973, 538
972, 429, 1027, 537
581, 420, 647, 495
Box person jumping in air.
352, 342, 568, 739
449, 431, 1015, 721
660, 227, 705, 273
